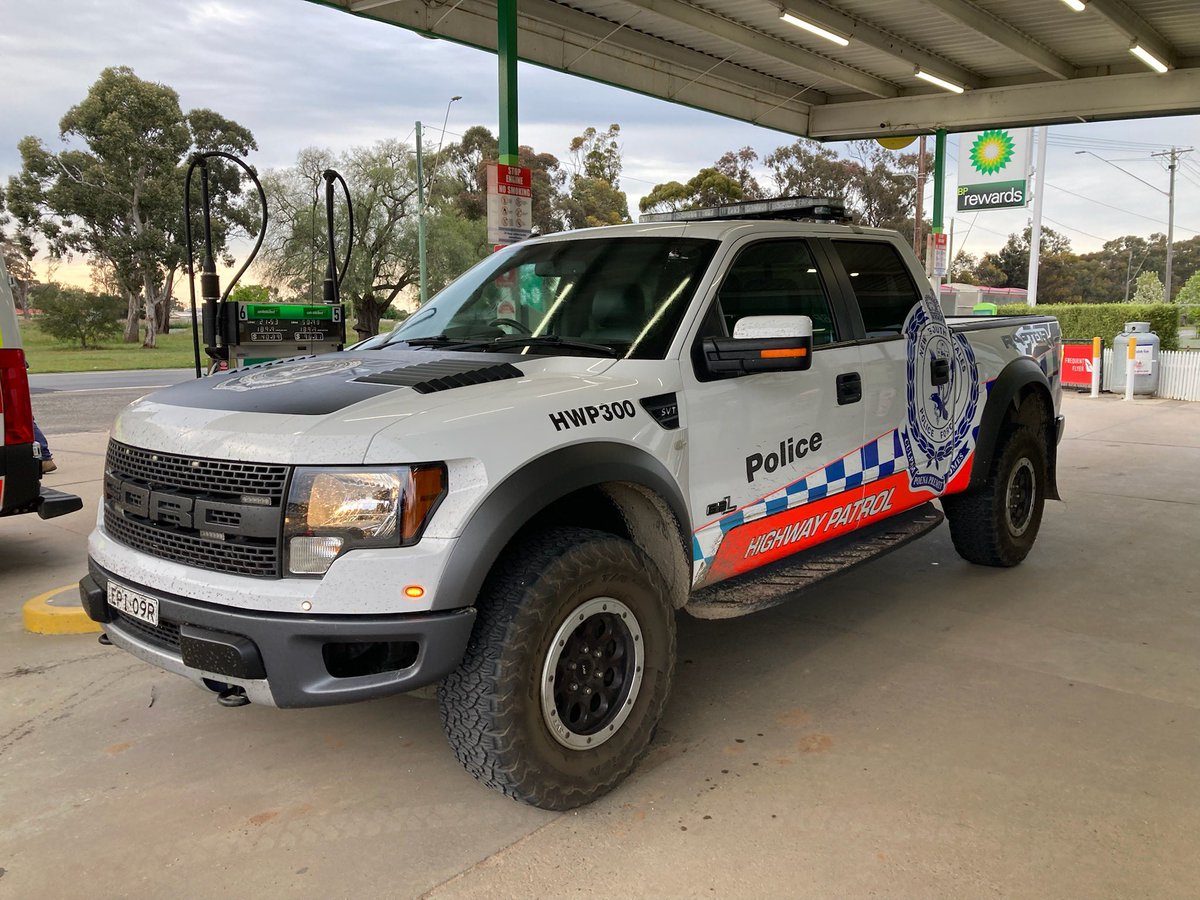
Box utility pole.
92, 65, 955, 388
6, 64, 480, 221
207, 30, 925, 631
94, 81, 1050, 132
1151, 147, 1192, 301
913, 135, 926, 258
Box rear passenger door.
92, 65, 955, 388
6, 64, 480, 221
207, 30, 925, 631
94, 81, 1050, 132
825, 238, 977, 508
684, 237, 866, 588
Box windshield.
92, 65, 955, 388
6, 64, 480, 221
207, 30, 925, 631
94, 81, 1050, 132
379, 236, 718, 359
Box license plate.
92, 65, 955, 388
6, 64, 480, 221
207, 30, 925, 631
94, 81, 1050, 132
108, 583, 159, 626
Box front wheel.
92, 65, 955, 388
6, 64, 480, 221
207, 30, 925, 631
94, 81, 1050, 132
438, 527, 675, 810
942, 424, 1047, 567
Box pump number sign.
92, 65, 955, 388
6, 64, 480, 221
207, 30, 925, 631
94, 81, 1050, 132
237, 303, 344, 346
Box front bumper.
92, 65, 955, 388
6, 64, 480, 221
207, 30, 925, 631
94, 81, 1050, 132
81, 561, 475, 708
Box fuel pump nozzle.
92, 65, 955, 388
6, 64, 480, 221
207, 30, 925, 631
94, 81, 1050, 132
184, 151, 267, 377
321, 169, 354, 306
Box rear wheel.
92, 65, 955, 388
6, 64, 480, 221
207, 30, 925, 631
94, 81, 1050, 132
438, 527, 675, 810
942, 423, 1047, 567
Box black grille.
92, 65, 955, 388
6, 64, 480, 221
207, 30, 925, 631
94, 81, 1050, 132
104, 440, 285, 578
115, 610, 181, 652
105, 512, 280, 577
106, 441, 288, 497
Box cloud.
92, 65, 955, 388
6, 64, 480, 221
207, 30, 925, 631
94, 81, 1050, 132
1, 0, 1197, 258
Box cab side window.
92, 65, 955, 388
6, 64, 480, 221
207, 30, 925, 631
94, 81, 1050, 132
831, 240, 922, 338
713, 240, 838, 345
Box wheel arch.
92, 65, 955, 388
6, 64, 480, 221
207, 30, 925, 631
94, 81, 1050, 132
433, 442, 691, 612
971, 357, 1060, 500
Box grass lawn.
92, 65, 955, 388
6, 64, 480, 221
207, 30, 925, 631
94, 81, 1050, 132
19, 316, 392, 373
21, 319, 202, 373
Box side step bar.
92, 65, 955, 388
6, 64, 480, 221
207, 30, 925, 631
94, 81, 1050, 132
686, 502, 944, 620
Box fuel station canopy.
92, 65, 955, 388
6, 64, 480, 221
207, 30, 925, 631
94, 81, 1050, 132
313, 0, 1199, 139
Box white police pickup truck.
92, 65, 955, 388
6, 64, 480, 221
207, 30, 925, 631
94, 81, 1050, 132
81, 198, 1064, 809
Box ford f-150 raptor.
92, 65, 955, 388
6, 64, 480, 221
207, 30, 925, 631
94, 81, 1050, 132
80, 198, 1064, 809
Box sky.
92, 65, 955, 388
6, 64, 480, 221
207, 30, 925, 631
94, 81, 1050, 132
2, 0, 1199, 286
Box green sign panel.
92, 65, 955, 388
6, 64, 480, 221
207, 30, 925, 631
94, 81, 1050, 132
242, 304, 339, 321
957, 180, 1028, 211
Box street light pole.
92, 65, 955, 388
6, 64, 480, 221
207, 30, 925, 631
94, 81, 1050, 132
415, 95, 463, 305
416, 120, 427, 305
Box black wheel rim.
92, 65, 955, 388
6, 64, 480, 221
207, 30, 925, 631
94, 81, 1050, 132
1006, 457, 1036, 537
541, 597, 644, 750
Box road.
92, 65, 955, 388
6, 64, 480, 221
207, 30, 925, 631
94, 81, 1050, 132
29, 368, 195, 435
4, 393, 1200, 898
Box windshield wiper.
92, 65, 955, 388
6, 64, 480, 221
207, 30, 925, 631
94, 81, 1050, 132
384, 334, 462, 348
449, 335, 619, 356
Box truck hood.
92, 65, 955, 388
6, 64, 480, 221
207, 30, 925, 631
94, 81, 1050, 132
112, 349, 624, 464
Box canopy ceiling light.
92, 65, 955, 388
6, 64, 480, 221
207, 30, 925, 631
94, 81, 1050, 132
779, 9, 850, 47
1059, 0, 1086, 11
1129, 43, 1169, 73
914, 68, 965, 94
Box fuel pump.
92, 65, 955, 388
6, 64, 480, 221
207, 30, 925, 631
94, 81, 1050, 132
184, 154, 351, 376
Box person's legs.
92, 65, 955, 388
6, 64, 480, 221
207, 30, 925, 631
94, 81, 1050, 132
33, 421, 56, 472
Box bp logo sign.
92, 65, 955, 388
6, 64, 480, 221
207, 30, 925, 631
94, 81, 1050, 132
957, 127, 1030, 212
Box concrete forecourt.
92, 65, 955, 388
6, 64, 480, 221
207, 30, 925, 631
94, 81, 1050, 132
2, 389, 1199, 897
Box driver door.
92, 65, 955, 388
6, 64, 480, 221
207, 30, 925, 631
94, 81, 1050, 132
684, 238, 866, 588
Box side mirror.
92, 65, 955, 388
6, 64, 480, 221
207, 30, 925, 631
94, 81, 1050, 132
702, 315, 813, 377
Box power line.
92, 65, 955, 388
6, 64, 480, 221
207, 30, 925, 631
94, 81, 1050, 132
1045, 182, 1200, 235
1041, 216, 1106, 242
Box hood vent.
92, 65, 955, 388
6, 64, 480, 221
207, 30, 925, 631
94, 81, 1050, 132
355, 360, 524, 394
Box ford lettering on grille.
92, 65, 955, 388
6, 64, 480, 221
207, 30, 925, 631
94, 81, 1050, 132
103, 440, 287, 578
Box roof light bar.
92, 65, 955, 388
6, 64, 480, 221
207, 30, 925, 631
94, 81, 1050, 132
914, 68, 965, 94
639, 196, 850, 224
1129, 42, 1168, 73
1059, 0, 1086, 11
779, 10, 850, 47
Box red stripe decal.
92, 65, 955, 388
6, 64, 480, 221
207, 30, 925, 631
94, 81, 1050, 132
703, 461, 968, 586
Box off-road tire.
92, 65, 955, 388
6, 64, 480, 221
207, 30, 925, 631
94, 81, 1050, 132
438, 527, 676, 810
942, 423, 1047, 567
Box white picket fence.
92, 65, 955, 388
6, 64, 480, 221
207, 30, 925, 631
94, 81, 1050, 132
1099, 347, 1200, 401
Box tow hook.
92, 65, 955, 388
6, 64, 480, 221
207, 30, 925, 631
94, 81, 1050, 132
98, 633, 112, 646
217, 686, 251, 708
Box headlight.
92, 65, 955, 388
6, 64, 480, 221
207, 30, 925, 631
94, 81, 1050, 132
284, 465, 446, 576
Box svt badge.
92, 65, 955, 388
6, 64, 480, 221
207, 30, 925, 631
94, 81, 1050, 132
901, 292, 979, 493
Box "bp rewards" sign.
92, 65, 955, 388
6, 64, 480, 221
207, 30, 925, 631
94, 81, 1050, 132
956, 128, 1030, 212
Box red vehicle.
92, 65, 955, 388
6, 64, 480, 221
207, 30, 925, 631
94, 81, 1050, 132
0, 257, 81, 520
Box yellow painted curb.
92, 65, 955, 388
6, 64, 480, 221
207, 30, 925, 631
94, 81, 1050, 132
22, 583, 101, 635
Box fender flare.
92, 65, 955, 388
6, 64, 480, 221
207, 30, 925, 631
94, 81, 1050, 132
432, 442, 691, 611
970, 357, 1060, 499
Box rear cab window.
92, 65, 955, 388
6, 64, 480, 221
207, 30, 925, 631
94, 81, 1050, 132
830, 240, 923, 338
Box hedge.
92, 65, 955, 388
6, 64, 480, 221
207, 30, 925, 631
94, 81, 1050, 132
995, 303, 1180, 351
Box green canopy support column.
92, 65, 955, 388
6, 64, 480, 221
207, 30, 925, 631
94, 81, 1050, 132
498, 0, 519, 166
932, 129, 946, 233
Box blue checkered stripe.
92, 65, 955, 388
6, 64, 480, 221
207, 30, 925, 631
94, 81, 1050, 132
692, 430, 907, 564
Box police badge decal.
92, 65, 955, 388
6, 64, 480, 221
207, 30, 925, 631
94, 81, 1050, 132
901, 292, 980, 493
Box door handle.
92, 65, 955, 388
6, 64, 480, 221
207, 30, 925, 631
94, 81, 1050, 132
931, 357, 950, 386
836, 372, 862, 405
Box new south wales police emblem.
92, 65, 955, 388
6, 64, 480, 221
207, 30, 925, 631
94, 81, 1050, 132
901, 292, 979, 493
